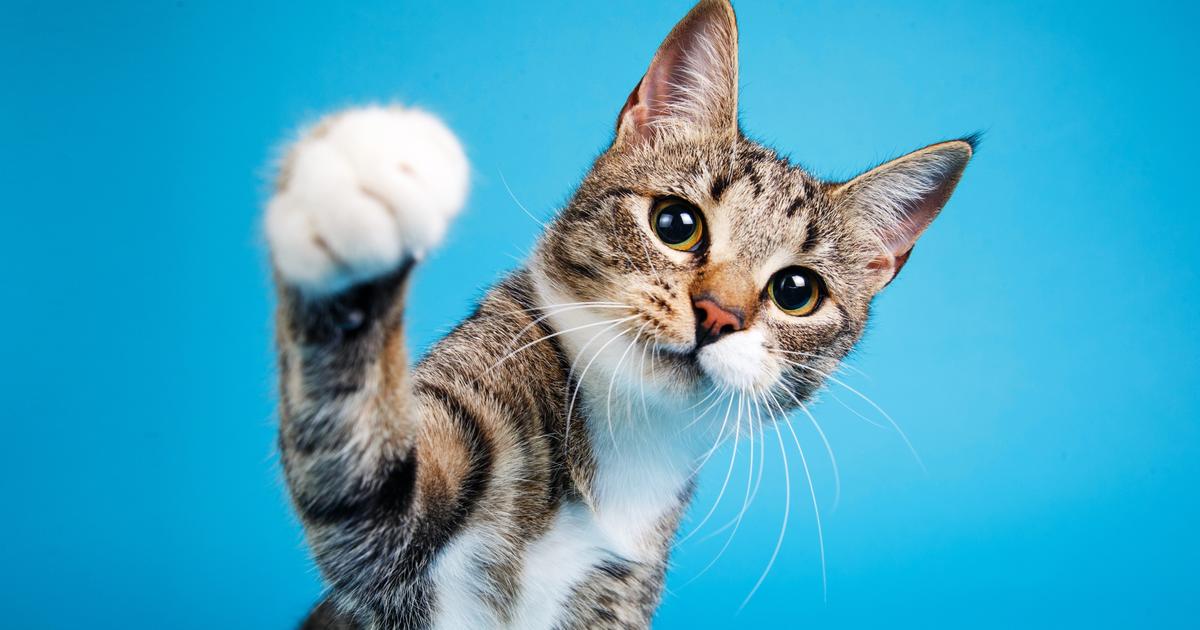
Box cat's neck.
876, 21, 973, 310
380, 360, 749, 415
531, 266, 719, 561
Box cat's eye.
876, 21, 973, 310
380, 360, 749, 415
651, 198, 705, 252
768, 267, 824, 316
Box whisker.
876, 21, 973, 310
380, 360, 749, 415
636, 331, 652, 418
770, 395, 828, 603
492, 301, 627, 318
678, 393, 738, 546
826, 388, 888, 430
498, 168, 548, 229
606, 322, 649, 444
491, 314, 638, 372
696, 392, 756, 548
786, 360, 925, 473
689, 389, 734, 470
685, 387, 728, 433
585, 328, 633, 441
780, 386, 842, 511
564, 317, 642, 446
740, 399, 793, 609
739, 395, 768, 518
493, 302, 628, 355
683, 392, 749, 584
778, 364, 886, 432
685, 386, 721, 412
776, 349, 870, 379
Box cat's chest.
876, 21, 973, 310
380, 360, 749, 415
508, 499, 651, 628
579, 390, 702, 553
430, 491, 686, 630
430, 400, 700, 630
508, 454, 693, 630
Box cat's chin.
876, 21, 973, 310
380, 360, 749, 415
694, 328, 777, 394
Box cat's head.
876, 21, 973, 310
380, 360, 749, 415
535, 0, 972, 410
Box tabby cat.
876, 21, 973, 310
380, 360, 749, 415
264, 1, 974, 627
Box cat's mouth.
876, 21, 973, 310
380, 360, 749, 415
645, 328, 777, 394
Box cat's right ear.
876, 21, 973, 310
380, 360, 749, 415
613, 0, 739, 148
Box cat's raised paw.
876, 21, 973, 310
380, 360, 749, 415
265, 106, 469, 294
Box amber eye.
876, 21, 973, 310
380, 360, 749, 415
768, 266, 824, 316
652, 198, 705, 251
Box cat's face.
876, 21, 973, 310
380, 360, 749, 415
540, 137, 869, 404
535, 0, 971, 411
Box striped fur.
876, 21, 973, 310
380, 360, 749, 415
267, 1, 974, 627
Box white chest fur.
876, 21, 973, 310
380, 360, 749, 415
429, 280, 715, 629
430, 384, 708, 630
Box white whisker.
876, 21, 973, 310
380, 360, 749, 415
776, 349, 870, 379
564, 317, 641, 446
493, 300, 626, 317
498, 168, 548, 229
826, 388, 888, 430
685, 386, 721, 412
636, 330, 653, 422
695, 392, 756, 549
495, 302, 628, 353
683, 392, 749, 584
787, 360, 925, 473
740, 399, 793, 609
490, 313, 638, 371
606, 322, 649, 444
780, 387, 842, 511
678, 392, 738, 546
747, 396, 768, 507
771, 395, 828, 603
690, 389, 734, 470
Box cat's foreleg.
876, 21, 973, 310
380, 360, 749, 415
265, 106, 468, 619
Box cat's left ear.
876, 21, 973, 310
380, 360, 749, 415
832, 138, 975, 292
614, 0, 739, 148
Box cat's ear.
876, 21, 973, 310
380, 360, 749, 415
614, 0, 739, 148
833, 138, 975, 292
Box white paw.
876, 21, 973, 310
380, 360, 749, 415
265, 106, 469, 294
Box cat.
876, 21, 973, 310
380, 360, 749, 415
263, 1, 974, 628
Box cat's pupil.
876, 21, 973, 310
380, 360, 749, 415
775, 273, 811, 309
655, 204, 697, 244
770, 266, 822, 314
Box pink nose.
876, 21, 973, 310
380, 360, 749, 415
693, 298, 744, 346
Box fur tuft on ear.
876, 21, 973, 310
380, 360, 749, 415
834, 138, 975, 291
614, 0, 739, 148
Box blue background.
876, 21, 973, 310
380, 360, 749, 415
4, 0, 1198, 627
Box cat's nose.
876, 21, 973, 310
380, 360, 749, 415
693, 297, 745, 347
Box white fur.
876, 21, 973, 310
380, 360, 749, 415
534, 273, 717, 559
697, 328, 776, 393
432, 499, 657, 630
429, 527, 499, 629
265, 106, 469, 294
509, 502, 612, 629
425, 271, 728, 630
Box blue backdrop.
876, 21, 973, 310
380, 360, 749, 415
4, 1, 1198, 627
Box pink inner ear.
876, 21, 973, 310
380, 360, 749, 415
640, 46, 683, 125
619, 77, 648, 136
869, 248, 913, 288
619, 33, 723, 144
867, 256, 891, 271
847, 142, 973, 285
613, 0, 738, 146
868, 247, 912, 278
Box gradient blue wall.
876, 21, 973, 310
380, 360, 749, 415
4, 1, 1198, 627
